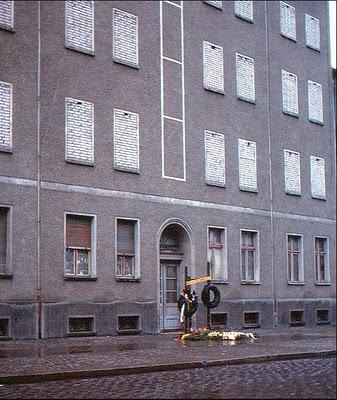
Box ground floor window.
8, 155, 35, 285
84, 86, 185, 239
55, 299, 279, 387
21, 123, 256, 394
116, 218, 140, 279
240, 230, 259, 283
287, 234, 303, 283
315, 237, 329, 284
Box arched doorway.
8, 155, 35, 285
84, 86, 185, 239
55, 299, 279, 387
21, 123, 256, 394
158, 221, 192, 331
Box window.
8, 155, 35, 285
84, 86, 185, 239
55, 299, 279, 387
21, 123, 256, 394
310, 156, 326, 199
282, 70, 298, 116
305, 14, 320, 51
68, 317, 95, 335
0, 318, 10, 338
280, 2, 296, 41
208, 227, 227, 281
316, 309, 330, 325
203, 1, 222, 10
113, 8, 138, 68
284, 150, 301, 195
315, 237, 329, 284
65, 214, 95, 278
240, 230, 259, 283
116, 218, 140, 280
0, 207, 11, 276
308, 80, 323, 124
290, 310, 304, 326
238, 139, 257, 192
236, 53, 255, 103
203, 41, 224, 94
211, 313, 227, 327
65, 0, 94, 54
0, 0, 14, 31
287, 234, 303, 283
234, 1, 253, 22
205, 130, 225, 187
65, 98, 94, 165
0, 81, 12, 152
114, 109, 139, 173
243, 312, 260, 328
118, 315, 141, 334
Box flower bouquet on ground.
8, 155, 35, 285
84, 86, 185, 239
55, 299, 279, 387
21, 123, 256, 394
175, 327, 258, 341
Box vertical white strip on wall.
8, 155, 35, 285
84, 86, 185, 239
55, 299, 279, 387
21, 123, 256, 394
0, 0, 14, 30
282, 70, 298, 116
280, 1, 296, 41
205, 130, 225, 187
0, 81, 12, 151
284, 150, 301, 195
203, 41, 224, 94
236, 53, 255, 103
310, 156, 326, 199
160, 1, 186, 181
238, 138, 257, 191
234, 1, 253, 22
308, 80, 323, 124
305, 14, 320, 51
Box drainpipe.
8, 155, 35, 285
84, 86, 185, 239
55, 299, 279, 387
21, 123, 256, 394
264, 1, 277, 327
36, 0, 42, 339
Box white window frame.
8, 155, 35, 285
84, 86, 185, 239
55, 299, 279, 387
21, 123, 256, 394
65, 0, 95, 55
310, 155, 326, 200
236, 53, 255, 103
207, 225, 228, 282
0, 205, 12, 277
280, 1, 296, 41
234, 1, 253, 23
286, 233, 304, 284
284, 149, 301, 196
0, 0, 14, 31
64, 212, 97, 278
112, 8, 139, 69
314, 236, 330, 285
305, 13, 320, 52
0, 80, 13, 152
281, 70, 298, 117
115, 217, 140, 280
240, 229, 260, 284
203, 41, 224, 94
308, 80, 323, 125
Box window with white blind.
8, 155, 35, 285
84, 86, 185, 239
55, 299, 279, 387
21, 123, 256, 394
282, 70, 298, 116
114, 109, 139, 173
236, 54, 255, 103
314, 237, 329, 284
203, 41, 224, 94
284, 150, 301, 195
240, 230, 259, 283
203, 1, 222, 10
113, 8, 138, 68
280, 1, 296, 41
235, 1, 253, 22
65, 214, 96, 278
310, 156, 326, 200
308, 80, 323, 124
205, 130, 225, 187
0, 207, 11, 276
238, 139, 257, 192
65, 98, 94, 165
287, 234, 303, 283
0, 0, 14, 31
208, 227, 227, 281
0, 81, 12, 152
65, 0, 94, 54
305, 14, 320, 51
116, 218, 140, 280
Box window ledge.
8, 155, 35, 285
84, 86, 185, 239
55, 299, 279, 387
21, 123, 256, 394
312, 195, 326, 201
285, 191, 301, 196
113, 57, 139, 69
64, 276, 97, 281
241, 281, 261, 285
0, 25, 14, 32
67, 331, 97, 337
287, 281, 305, 285
239, 186, 258, 193
290, 322, 305, 326
0, 147, 13, 154
65, 159, 95, 167
282, 110, 299, 118
206, 182, 226, 188
204, 86, 225, 95
315, 282, 331, 286
306, 44, 320, 52
65, 44, 95, 56
0, 336, 13, 341
237, 96, 256, 105
235, 14, 253, 24
309, 118, 324, 126
114, 166, 140, 174
281, 33, 297, 42
116, 277, 141, 283
117, 329, 142, 335
0, 274, 13, 280
212, 280, 229, 284
243, 324, 260, 329
316, 321, 330, 325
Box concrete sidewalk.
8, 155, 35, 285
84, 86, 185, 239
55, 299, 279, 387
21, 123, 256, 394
0, 326, 335, 384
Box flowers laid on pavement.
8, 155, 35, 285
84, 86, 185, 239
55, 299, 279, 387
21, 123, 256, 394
176, 327, 257, 341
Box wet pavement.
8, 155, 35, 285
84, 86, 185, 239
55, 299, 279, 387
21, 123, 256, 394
0, 326, 335, 385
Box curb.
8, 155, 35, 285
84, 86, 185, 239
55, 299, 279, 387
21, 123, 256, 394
0, 350, 335, 385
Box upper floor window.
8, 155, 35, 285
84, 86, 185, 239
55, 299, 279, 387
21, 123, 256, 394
0, 0, 14, 31
0, 207, 11, 276
282, 70, 298, 116
208, 227, 227, 281
0, 81, 12, 152
203, 41, 224, 94
65, 0, 94, 54
305, 14, 320, 51
235, 1, 253, 23
205, 130, 225, 187
287, 234, 303, 283
280, 1, 296, 41
113, 8, 138, 68
65, 214, 96, 278
240, 230, 259, 283
236, 53, 255, 103
116, 218, 140, 280
203, 1, 222, 10
284, 149, 301, 196
238, 138, 257, 192
314, 237, 329, 284
310, 156, 326, 200
308, 80, 323, 125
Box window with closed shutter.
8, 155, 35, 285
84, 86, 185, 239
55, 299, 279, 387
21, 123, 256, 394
0, 208, 8, 274
117, 219, 136, 277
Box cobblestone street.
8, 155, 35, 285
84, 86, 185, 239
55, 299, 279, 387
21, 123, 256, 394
0, 356, 335, 399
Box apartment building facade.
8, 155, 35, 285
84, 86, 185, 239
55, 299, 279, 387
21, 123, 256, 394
0, 0, 335, 339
